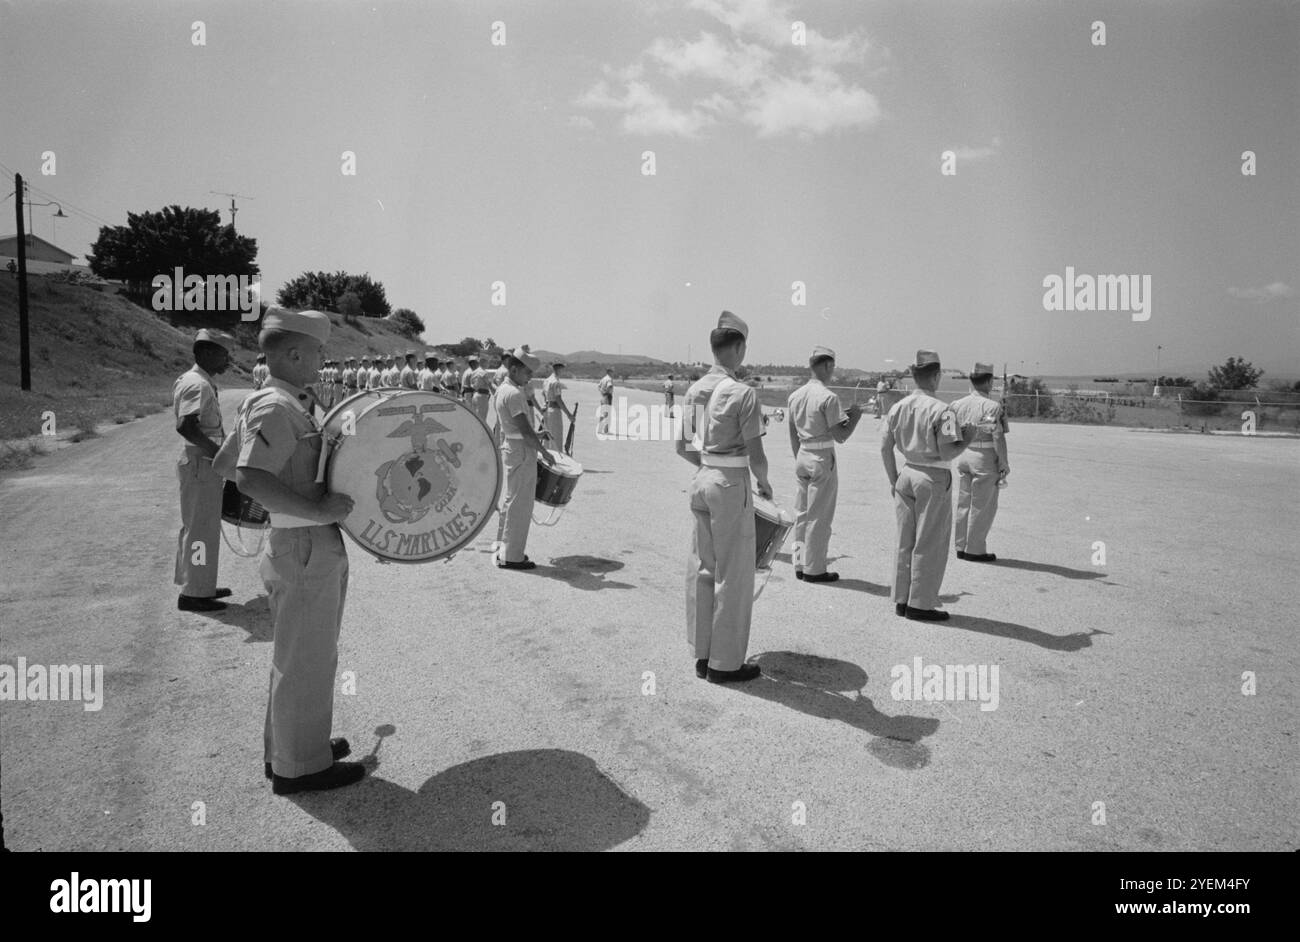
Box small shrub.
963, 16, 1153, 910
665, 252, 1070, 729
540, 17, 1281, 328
1182, 383, 1225, 417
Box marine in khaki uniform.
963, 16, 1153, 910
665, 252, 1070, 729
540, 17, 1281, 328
469, 358, 492, 422
880, 350, 978, 621
341, 358, 358, 397
329, 359, 343, 405
677, 311, 770, 683
252, 353, 269, 390
173, 329, 234, 612
460, 357, 477, 401
542, 363, 574, 448
400, 350, 419, 390
663, 375, 676, 411
365, 357, 382, 391
491, 348, 555, 570
233, 308, 363, 795
786, 346, 863, 583
597, 369, 615, 435
952, 363, 1010, 562
417, 354, 439, 392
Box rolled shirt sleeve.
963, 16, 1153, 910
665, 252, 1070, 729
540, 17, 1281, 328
237, 399, 297, 474
735, 386, 764, 440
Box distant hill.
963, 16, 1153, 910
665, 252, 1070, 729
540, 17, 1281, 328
563, 350, 668, 366
0, 273, 421, 443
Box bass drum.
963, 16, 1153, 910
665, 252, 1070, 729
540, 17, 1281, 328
320, 389, 502, 563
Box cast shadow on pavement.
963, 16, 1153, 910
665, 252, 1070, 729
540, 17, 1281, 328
945, 614, 1111, 652
206, 595, 272, 643
532, 555, 636, 592
729, 652, 939, 770
987, 558, 1113, 582
289, 740, 650, 851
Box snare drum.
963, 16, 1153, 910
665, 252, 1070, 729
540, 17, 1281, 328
534, 449, 582, 526
320, 390, 502, 563
221, 479, 269, 529
754, 494, 794, 571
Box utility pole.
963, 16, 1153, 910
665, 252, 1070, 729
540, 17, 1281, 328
14, 173, 31, 390
210, 191, 254, 232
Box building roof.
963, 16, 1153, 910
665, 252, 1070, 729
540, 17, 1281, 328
0, 233, 76, 262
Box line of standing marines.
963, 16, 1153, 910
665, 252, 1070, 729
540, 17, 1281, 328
172, 309, 1008, 793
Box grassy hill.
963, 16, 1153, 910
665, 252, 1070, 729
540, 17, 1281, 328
0, 274, 423, 461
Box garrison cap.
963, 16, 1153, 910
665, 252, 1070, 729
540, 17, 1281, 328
971, 362, 995, 378
911, 349, 941, 370
506, 347, 540, 372
194, 328, 234, 349
809, 344, 835, 365
717, 310, 749, 339
261, 308, 331, 345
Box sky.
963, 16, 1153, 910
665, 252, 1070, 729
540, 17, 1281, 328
2, 0, 1297, 376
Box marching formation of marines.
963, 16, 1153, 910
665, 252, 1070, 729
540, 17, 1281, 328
172, 307, 1011, 792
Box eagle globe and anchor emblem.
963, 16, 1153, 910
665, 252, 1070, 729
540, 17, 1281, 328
373, 411, 464, 524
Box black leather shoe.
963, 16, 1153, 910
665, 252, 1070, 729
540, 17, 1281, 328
213, 588, 232, 599
707, 663, 762, 684
695, 659, 709, 679
964, 552, 997, 562
795, 570, 804, 580
956, 551, 969, 560
271, 760, 366, 795
904, 606, 950, 622
802, 572, 839, 583
498, 559, 537, 570
266, 738, 351, 780
895, 603, 907, 616
178, 594, 227, 612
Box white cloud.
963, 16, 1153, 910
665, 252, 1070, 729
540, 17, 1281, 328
951, 136, 1002, 161
1227, 282, 1295, 303
649, 32, 773, 88
746, 69, 882, 138
576, 0, 887, 140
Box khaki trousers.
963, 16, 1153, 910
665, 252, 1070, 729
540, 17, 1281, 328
498, 438, 537, 563
544, 406, 564, 450
472, 391, 490, 423
174, 447, 222, 597
893, 464, 952, 610
261, 525, 349, 778
955, 449, 1001, 555
793, 448, 838, 575
686, 466, 755, 672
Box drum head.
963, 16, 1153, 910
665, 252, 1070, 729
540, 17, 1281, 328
753, 493, 794, 526
544, 450, 583, 478
323, 390, 502, 563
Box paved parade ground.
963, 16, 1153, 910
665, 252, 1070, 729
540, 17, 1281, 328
1, 379, 1296, 851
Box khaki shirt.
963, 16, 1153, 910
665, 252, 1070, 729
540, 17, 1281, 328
235, 377, 324, 504
471, 367, 489, 392
493, 379, 532, 444
417, 367, 438, 391
400, 365, 418, 389
787, 378, 845, 446
173, 365, 224, 446
684, 365, 763, 458
543, 374, 564, 406
883, 389, 962, 467
493, 366, 508, 388
951, 391, 1009, 445
366, 368, 382, 390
